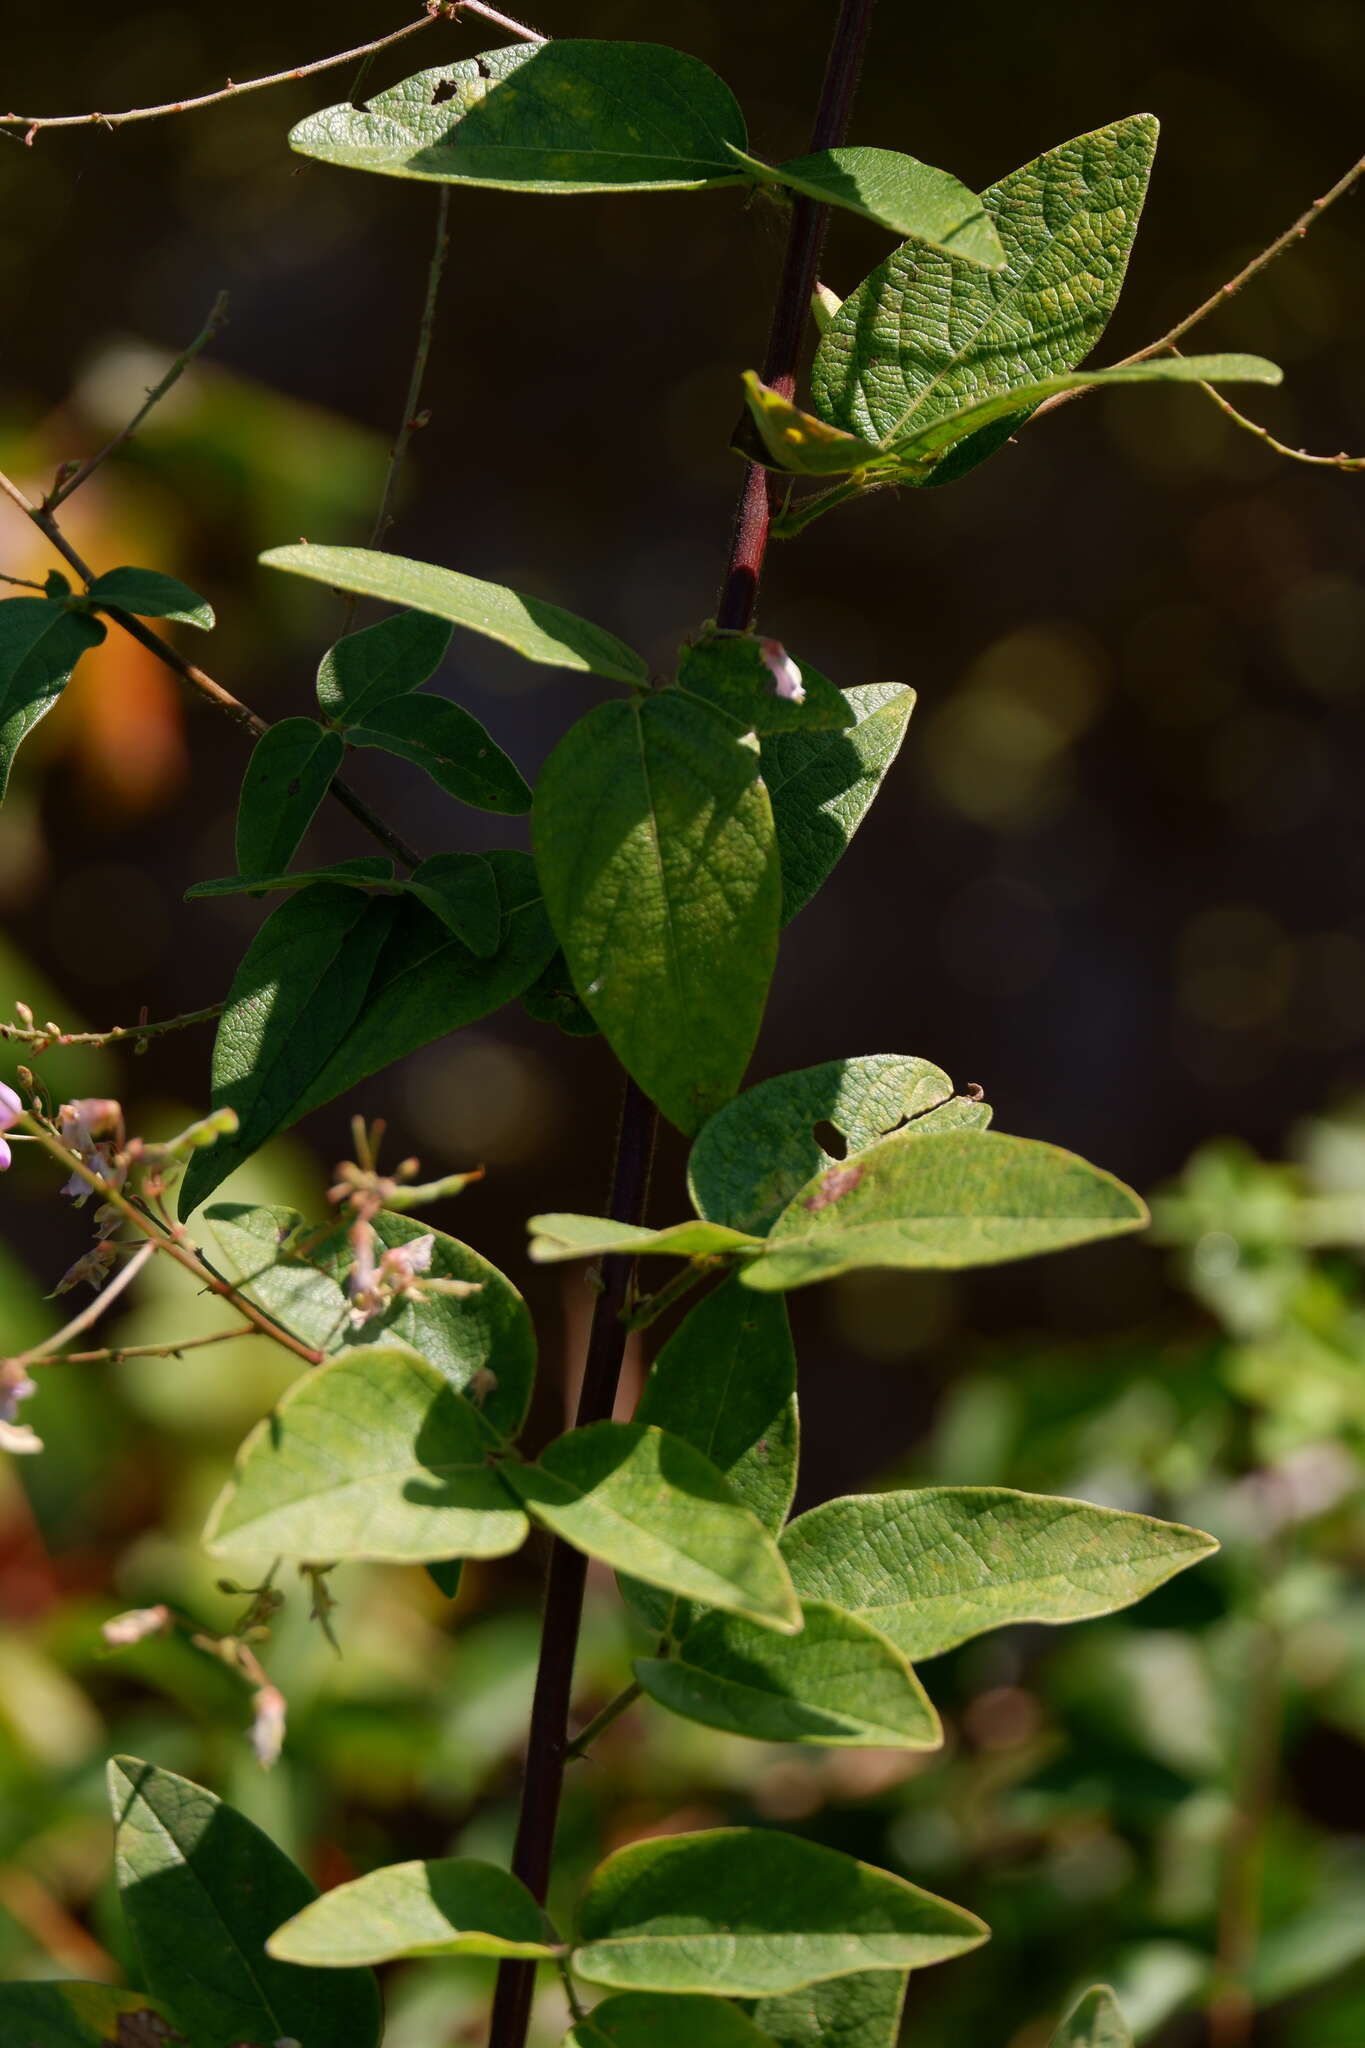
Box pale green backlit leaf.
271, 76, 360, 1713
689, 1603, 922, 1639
263, 542, 647, 685
348, 691, 531, 814
290, 42, 749, 193
0, 598, 105, 802
527, 1214, 761, 1263
742, 1129, 1147, 1290
780, 1487, 1218, 1661
268, 1857, 560, 1967
86, 565, 214, 628
742, 376, 883, 476
316, 607, 453, 723
569, 1992, 781, 2048
676, 632, 854, 734
761, 684, 916, 922
574, 1829, 987, 1995
203, 1344, 529, 1564
732, 145, 1004, 265
1051, 1987, 1133, 2047
235, 717, 343, 878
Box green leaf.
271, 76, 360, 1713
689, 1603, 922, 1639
403, 851, 503, 955
290, 42, 749, 193
749, 1973, 907, 2048
109, 1755, 382, 2048
742, 1129, 1147, 1291
676, 633, 854, 735
1050, 1987, 1133, 2047
811, 115, 1160, 468
569, 1992, 781, 2048
534, 691, 781, 1134
522, 948, 600, 1036
263, 541, 648, 684
0, 1984, 184, 2046
203, 1343, 530, 1564
268, 1856, 561, 1966
348, 692, 531, 814
203, 1201, 352, 1355
689, 1053, 967, 1235
502, 1422, 800, 1632
527, 1215, 762, 1263
187, 855, 396, 897
235, 717, 344, 878
427, 1557, 464, 1599
761, 684, 915, 922
741, 376, 884, 476
85, 565, 214, 628
732, 146, 1004, 265
0, 597, 105, 802
636, 1599, 941, 1748
316, 607, 453, 723
780, 1487, 1218, 1661
573, 1829, 987, 1995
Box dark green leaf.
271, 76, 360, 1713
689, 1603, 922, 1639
235, 717, 344, 878
780, 1488, 1218, 1660
573, 1829, 987, 1995
534, 691, 781, 1134
732, 146, 1004, 265
348, 690, 530, 813
527, 1215, 762, 1263
0, 1984, 184, 2046
522, 948, 600, 1036
268, 1857, 561, 1966
263, 542, 648, 685
290, 42, 749, 193
0, 598, 105, 802
750, 1973, 908, 2048
676, 633, 854, 735
316, 607, 453, 723
404, 852, 502, 954
1051, 1987, 1133, 2047
761, 684, 915, 922
427, 1558, 464, 1598
85, 566, 214, 628
742, 1129, 1148, 1290
204, 1344, 529, 1563
187, 856, 395, 898
109, 1755, 382, 2048
569, 1992, 781, 2048
501, 1422, 800, 1631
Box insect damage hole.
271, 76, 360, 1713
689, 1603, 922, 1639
812, 1119, 847, 1160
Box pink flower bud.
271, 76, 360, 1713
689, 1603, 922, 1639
759, 637, 805, 703
249, 1683, 287, 1769
0, 1081, 21, 1132
0, 1137, 11, 1173
102, 1604, 173, 1648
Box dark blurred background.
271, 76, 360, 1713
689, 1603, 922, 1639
1, 4, 1364, 2042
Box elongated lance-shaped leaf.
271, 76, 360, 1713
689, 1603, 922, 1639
749, 1972, 908, 2048
263, 542, 648, 685
730, 145, 1004, 265
204, 1344, 530, 1564
742, 1128, 1147, 1291
109, 1756, 382, 2048
290, 42, 749, 193
501, 1421, 801, 1632
780, 1487, 1218, 1661
812, 115, 1160, 471
235, 717, 343, 877
676, 632, 854, 734
85, 565, 214, 628
527, 1215, 763, 1263
1050, 1986, 1133, 2047
188, 855, 396, 897
316, 606, 452, 723
0, 598, 105, 803
573, 1828, 988, 1995
0, 1984, 184, 2046
535, 690, 782, 1134
268, 1857, 561, 1967
690, 1052, 987, 1236
347, 691, 531, 814
568, 1993, 783, 2048
761, 685, 916, 923
636, 1599, 941, 1748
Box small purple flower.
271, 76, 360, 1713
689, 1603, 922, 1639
0, 1081, 21, 1172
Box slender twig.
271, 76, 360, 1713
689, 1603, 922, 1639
455, 0, 547, 42
1, 1003, 223, 1054
6, 1240, 155, 1372
487, 8, 876, 2046
564, 1679, 642, 1761
46, 292, 230, 509
369, 191, 452, 552
37, 1325, 255, 1368
1196, 378, 1365, 471
1, 11, 450, 138
0, 466, 425, 872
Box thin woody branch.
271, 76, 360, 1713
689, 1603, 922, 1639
2, 1003, 223, 1055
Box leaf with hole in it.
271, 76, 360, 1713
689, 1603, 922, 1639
85, 565, 214, 628
0, 598, 105, 803
264, 542, 648, 684
733, 145, 1004, 265
268, 1857, 561, 1967
750, 1972, 908, 2048
1050, 1987, 1133, 2047
741, 376, 885, 476
502, 1422, 800, 1633
0, 1984, 185, 2046
636, 1599, 941, 1748
290, 41, 749, 193
403, 851, 502, 954
762, 684, 915, 922
534, 691, 781, 1134
526, 1214, 762, 1264
689, 1053, 971, 1236
812, 116, 1160, 476
569, 1992, 782, 2048
742, 1128, 1147, 1291
109, 1756, 382, 2048
186, 855, 396, 898
780, 1488, 1218, 1662
316, 607, 453, 723
348, 691, 531, 814
676, 633, 854, 734
235, 717, 343, 878
204, 1344, 529, 1563
573, 1829, 987, 1996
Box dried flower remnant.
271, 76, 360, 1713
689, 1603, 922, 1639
56, 1096, 127, 1202
249, 1682, 288, 1769
102, 1603, 174, 1648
